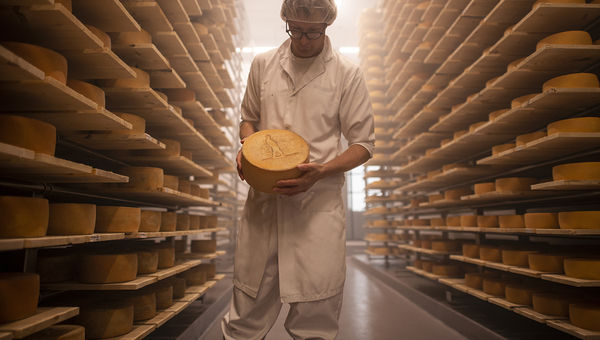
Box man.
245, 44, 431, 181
222, 1, 375, 339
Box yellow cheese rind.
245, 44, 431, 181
460, 215, 477, 227
528, 253, 565, 273
119, 167, 164, 191
139, 210, 161, 232
453, 130, 468, 140
156, 243, 175, 269
477, 215, 499, 228
153, 283, 173, 309
176, 214, 190, 231
499, 215, 525, 228
474, 182, 495, 195
0, 196, 48, 238
191, 239, 216, 253
131, 291, 156, 321
163, 175, 179, 190
172, 277, 186, 299
495, 177, 537, 192
137, 250, 158, 274
507, 57, 526, 72
480, 246, 502, 262
505, 285, 533, 306
197, 263, 216, 279
547, 117, 600, 134
428, 193, 443, 204
67, 79, 105, 108
532, 293, 569, 316
516, 131, 546, 146
524, 213, 559, 229
558, 211, 600, 229
189, 215, 200, 230
112, 113, 145, 135
112, 29, 152, 44
2, 42, 68, 84
569, 304, 600, 331
79, 253, 138, 283
563, 258, 600, 279
0, 115, 57, 155
511, 93, 539, 108
462, 244, 480, 258
552, 162, 600, 181
178, 178, 191, 194
37, 250, 75, 283
242, 129, 310, 193
469, 121, 486, 133
502, 249, 537, 266
431, 240, 460, 252
160, 212, 176, 231
492, 143, 515, 155
536, 30, 592, 51
542, 73, 599, 92
180, 267, 207, 286
95, 206, 140, 233
482, 278, 505, 297
446, 216, 461, 227
465, 273, 484, 289
489, 109, 509, 121
432, 264, 461, 277
444, 188, 471, 201
0, 273, 39, 323
77, 303, 133, 339
48, 203, 96, 235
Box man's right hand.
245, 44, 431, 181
236, 138, 246, 181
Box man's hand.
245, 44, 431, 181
272, 163, 325, 196
236, 138, 246, 181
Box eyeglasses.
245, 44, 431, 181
285, 22, 325, 40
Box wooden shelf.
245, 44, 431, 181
122, 0, 173, 33
460, 190, 559, 204
406, 266, 447, 281
61, 48, 137, 80
399, 166, 502, 192
176, 250, 227, 260
398, 244, 455, 257
17, 108, 132, 133
117, 155, 213, 178
104, 325, 155, 340
72, 0, 140, 32
0, 307, 79, 339
111, 43, 171, 71
547, 320, 600, 340
125, 228, 225, 239
0, 143, 128, 184
65, 133, 165, 151
532, 180, 600, 191
155, 0, 189, 24
82, 186, 221, 207
0, 233, 124, 252
180, 72, 222, 109
103, 87, 169, 110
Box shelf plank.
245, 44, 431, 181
125, 227, 224, 239
103, 325, 156, 340
398, 244, 455, 256
488, 297, 526, 310
176, 250, 226, 260
460, 190, 558, 204
155, 0, 189, 23
137, 311, 174, 328
541, 274, 600, 288
42, 276, 157, 291
122, 1, 172, 33
65, 133, 165, 151
532, 180, 600, 191
81, 186, 221, 207
513, 307, 566, 324
150, 69, 186, 89
72, 0, 140, 32
180, 72, 222, 109
111, 44, 171, 71
547, 320, 600, 340
62, 48, 137, 80
103, 87, 169, 110
0, 307, 79, 339
0, 332, 11, 340
20, 108, 132, 132
118, 155, 213, 178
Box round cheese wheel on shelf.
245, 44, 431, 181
85, 25, 111, 49
427, 169, 442, 179
477, 215, 499, 228
511, 93, 539, 108
474, 182, 495, 195
37, 249, 75, 283
413, 260, 423, 269
412, 219, 429, 227
505, 285, 534, 306
502, 249, 537, 266
79, 252, 137, 283
542, 73, 599, 92
112, 29, 152, 44
569, 304, 600, 331
462, 244, 480, 258
532, 293, 570, 316
553, 162, 600, 181
174, 239, 186, 253
495, 177, 537, 192
23, 325, 84, 340
0, 115, 56, 155
453, 130, 468, 140
507, 57, 526, 72
547, 117, 600, 134
524, 213, 559, 229
112, 113, 145, 134
469, 121, 486, 133
172, 277, 187, 299
440, 138, 452, 146
180, 267, 207, 286
192, 186, 210, 198
161, 212, 176, 231
420, 239, 432, 249
489, 109, 510, 121
431, 240, 460, 252
516, 131, 546, 146
536, 30, 592, 50
0, 196, 49, 238
191, 239, 216, 253
198, 263, 216, 279
156, 243, 175, 269
95, 206, 140, 233
499, 215, 525, 228
483, 278, 505, 296
48, 203, 95, 235
430, 218, 445, 227
2, 42, 68, 84
119, 167, 164, 191
181, 149, 193, 159
163, 88, 196, 102
67, 79, 105, 108
528, 253, 565, 273
139, 210, 161, 232
460, 215, 477, 228
564, 258, 600, 280
0, 273, 39, 323
189, 215, 200, 230
444, 188, 471, 201
192, 23, 209, 35
97, 67, 150, 88
155, 91, 168, 102
465, 273, 484, 289
492, 143, 515, 155
480, 246, 502, 262
428, 193, 443, 204
421, 261, 435, 273
446, 216, 461, 227
137, 250, 158, 274
558, 211, 600, 229
241, 129, 309, 193
178, 178, 191, 194
176, 214, 190, 231
77, 303, 133, 339
432, 264, 461, 277
142, 139, 180, 157
130, 290, 156, 321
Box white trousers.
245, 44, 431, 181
221, 229, 344, 340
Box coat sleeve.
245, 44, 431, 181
339, 67, 376, 157
240, 57, 262, 125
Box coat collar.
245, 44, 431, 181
278, 36, 334, 95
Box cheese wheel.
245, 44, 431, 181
430, 218, 445, 227
412, 239, 422, 248
193, 23, 209, 35
367, 246, 390, 255
428, 169, 442, 179
465, 273, 484, 289
85, 25, 111, 49
547, 117, 600, 134
172, 277, 186, 299
198, 216, 209, 229
180, 267, 207, 286
139, 210, 161, 232
95, 206, 140, 233
112, 112, 145, 134
453, 130, 468, 140
367, 233, 390, 241
569, 304, 600, 331
511, 93, 539, 108
431, 240, 460, 252
2, 42, 68, 84
502, 249, 537, 266
79, 253, 137, 283
516, 131, 546, 146
492, 143, 515, 155
137, 250, 158, 274
191, 239, 216, 253
0, 273, 39, 323
0, 196, 48, 238
119, 167, 164, 191
543, 73, 599, 92
421, 261, 435, 273
142, 139, 181, 157
181, 149, 193, 159
67, 79, 105, 108
37, 249, 75, 283
432, 264, 461, 277
198, 263, 216, 279
480, 246, 502, 262
23, 325, 84, 340
428, 193, 443, 204
524, 213, 558, 229
192, 187, 210, 198
112, 29, 152, 44
78, 303, 133, 339
483, 278, 505, 296
499, 215, 525, 229
469, 121, 486, 133
460, 215, 477, 228
241, 129, 310, 193
178, 178, 191, 194
189, 215, 200, 229
413, 259, 423, 269
559, 211, 600, 229
176, 214, 190, 231
532, 293, 569, 316
462, 244, 480, 258
495, 177, 537, 192
553, 162, 600, 181
536, 31, 592, 51
489, 109, 510, 121
156, 243, 175, 269
474, 182, 495, 195
477, 215, 499, 228
97, 67, 150, 88
48, 203, 95, 235
507, 57, 526, 72
528, 253, 565, 273
131, 290, 156, 321
443, 163, 466, 172
564, 258, 600, 279
161, 212, 176, 231
505, 285, 533, 306
0, 115, 56, 155
444, 188, 471, 201
174, 239, 186, 253
163, 175, 179, 190
421, 239, 432, 249
162, 88, 196, 103
446, 216, 461, 227
441, 138, 452, 146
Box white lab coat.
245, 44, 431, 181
235, 36, 375, 303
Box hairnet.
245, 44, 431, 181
280, 0, 337, 25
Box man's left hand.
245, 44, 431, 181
273, 163, 325, 196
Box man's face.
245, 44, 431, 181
287, 20, 327, 58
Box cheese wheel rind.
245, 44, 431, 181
569, 304, 600, 331
542, 73, 599, 92
22, 325, 84, 340
505, 285, 533, 306
130, 291, 156, 321
547, 117, 600, 134
536, 30, 592, 51
524, 212, 559, 229
0, 115, 57, 155
160, 212, 177, 231
95, 206, 140, 233
502, 249, 537, 266
119, 167, 164, 191
191, 239, 217, 253
67, 79, 105, 108
474, 182, 495, 195
558, 211, 600, 229
482, 278, 505, 297
563, 258, 600, 280
552, 162, 600, 181
0, 196, 49, 238
139, 210, 161, 232
0, 273, 40, 323
137, 250, 158, 274
97, 67, 150, 88
532, 293, 569, 316
112, 29, 152, 44
2, 42, 68, 84
48, 203, 96, 235
77, 303, 133, 339
528, 253, 565, 273
498, 215, 525, 229
495, 177, 537, 192
516, 131, 546, 146
79, 253, 138, 283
